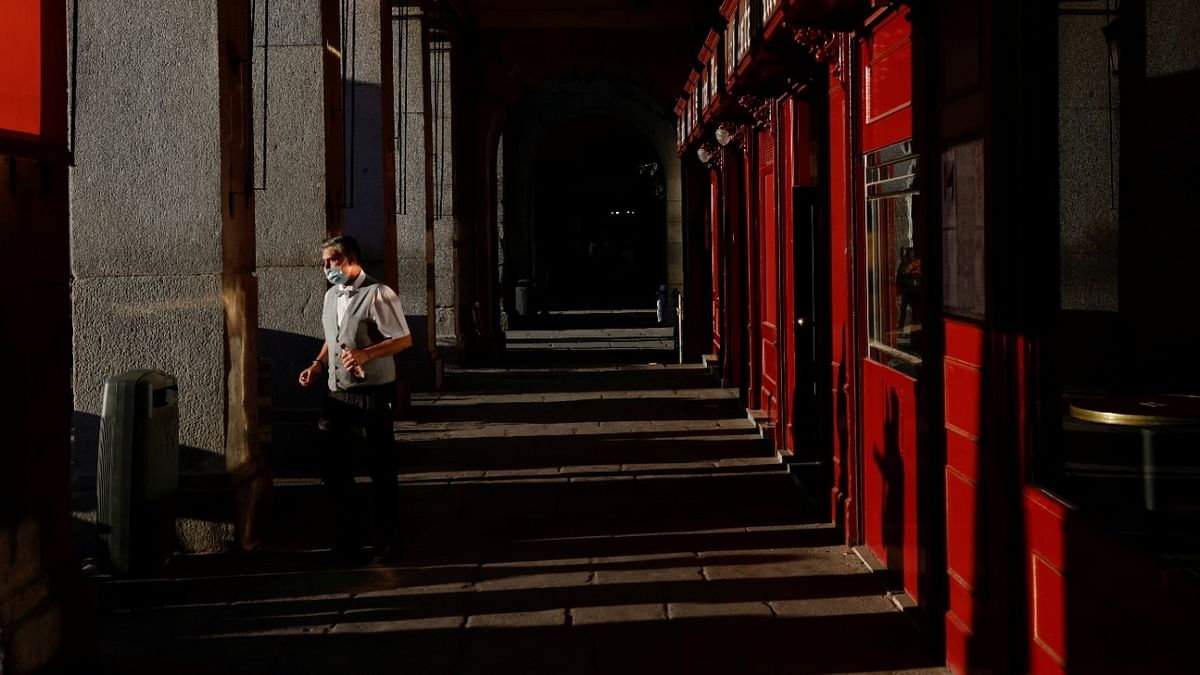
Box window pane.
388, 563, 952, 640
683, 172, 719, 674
865, 140, 921, 361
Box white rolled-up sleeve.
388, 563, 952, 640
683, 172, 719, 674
370, 285, 411, 339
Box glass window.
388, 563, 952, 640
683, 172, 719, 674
709, 55, 720, 102
763, 0, 779, 25
734, 0, 744, 60
726, 18, 738, 79
865, 140, 921, 366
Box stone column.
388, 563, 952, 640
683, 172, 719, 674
341, 0, 389, 275
251, 0, 341, 467
431, 32, 459, 358
390, 3, 443, 387
71, 0, 259, 553
662, 126, 685, 300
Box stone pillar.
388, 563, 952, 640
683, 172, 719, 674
430, 27, 459, 359
221, 0, 266, 549
1058, 4, 1119, 311
496, 134, 507, 331
71, 0, 259, 553
662, 126, 685, 298
392, 3, 440, 387
251, 0, 341, 465
341, 0, 390, 276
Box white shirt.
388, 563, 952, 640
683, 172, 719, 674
336, 272, 411, 339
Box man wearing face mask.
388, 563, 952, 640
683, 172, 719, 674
298, 234, 413, 559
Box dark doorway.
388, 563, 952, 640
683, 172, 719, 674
531, 116, 667, 311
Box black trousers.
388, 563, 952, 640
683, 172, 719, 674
317, 384, 399, 546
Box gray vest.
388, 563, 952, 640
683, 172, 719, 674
322, 275, 397, 390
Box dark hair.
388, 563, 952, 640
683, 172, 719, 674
320, 234, 360, 262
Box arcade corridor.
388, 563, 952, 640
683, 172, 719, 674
7, 1, 1200, 673
94, 315, 944, 675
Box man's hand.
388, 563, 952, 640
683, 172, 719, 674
298, 362, 323, 387
340, 346, 370, 374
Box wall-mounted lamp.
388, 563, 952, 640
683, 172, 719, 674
715, 122, 742, 147
1103, 15, 1121, 77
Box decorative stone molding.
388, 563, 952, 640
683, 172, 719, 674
786, 24, 846, 85
737, 95, 773, 133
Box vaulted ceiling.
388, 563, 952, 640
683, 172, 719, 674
446, 1, 720, 115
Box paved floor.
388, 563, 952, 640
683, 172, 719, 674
94, 311, 946, 674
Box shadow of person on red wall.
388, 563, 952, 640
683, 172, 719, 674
876, 389, 904, 574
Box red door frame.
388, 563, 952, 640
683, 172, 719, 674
743, 137, 762, 408
757, 115, 782, 444
780, 93, 825, 461
854, 7, 923, 602
780, 99, 797, 454
827, 40, 859, 541
721, 145, 748, 392
710, 168, 723, 358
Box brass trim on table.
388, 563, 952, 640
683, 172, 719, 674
1067, 403, 1200, 427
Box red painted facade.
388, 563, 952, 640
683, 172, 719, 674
1, 0, 66, 151
944, 318, 984, 673
826, 63, 855, 535
676, 1, 1200, 673
710, 171, 723, 356
0, 0, 45, 137
856, 9, 920, 602
756, 123, 781, 439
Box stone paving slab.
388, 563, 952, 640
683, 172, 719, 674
591, 553, 704, 585
474, 558, 594, 591
569, 602, 668, 625
93, 323, 946, 675
465, 608, 568, 628
667, 599, 776, 619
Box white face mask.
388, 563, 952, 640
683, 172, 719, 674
325, 267, 349, 286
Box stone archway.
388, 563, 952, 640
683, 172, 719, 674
495, 72, 682, 327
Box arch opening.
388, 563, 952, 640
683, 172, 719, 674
531, 115, 666, 312
494, 71, 681, 332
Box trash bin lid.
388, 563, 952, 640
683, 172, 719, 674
108, 369, 177, 390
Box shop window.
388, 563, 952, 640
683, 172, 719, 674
865, 140, 921, 370
725, 17, 738, 80
738, 0, 752, 62
708, 55, 720, 103
762, 0, 780, 25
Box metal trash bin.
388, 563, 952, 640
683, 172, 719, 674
96, 370, 179, 574
514, 279, 533, 317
